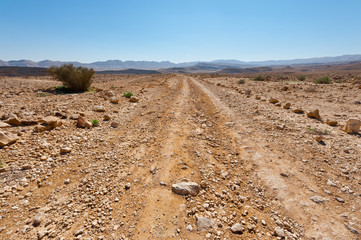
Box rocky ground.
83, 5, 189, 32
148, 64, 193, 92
0, 74, 360, 240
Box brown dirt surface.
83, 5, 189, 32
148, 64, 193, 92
0, 73, 360, 240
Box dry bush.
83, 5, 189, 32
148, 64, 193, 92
48, 64, 95, 92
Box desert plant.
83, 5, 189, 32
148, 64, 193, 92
123, 92, 134, 98
297, 75, 306, 81
48, 64, 95, 92
92, 119, 99, 126
315, 76, 332, 84
238, 79, 245, 84
253, 75, 265, 81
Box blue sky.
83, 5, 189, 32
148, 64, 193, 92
1, 0, 361, 63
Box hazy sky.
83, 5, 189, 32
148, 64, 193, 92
1, 0, 361, 63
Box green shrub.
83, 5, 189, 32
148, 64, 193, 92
123, 92, 134, 98
238, 79, 245, 84
253, 75, 265, 81
315, 76, 332, 84
92, 119, 99, 126
297, 75, 306, 81
48, 64, 95, 92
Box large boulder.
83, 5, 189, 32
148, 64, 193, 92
0, 131, 18, 147
172, 182, 200, 196
345, 119, 361, 134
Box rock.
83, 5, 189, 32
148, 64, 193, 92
273, 227, 285, 238
196, 216, 216, 231
281, 86, 289, 91
34, 124, 52, 132
77, 116, 92, 128
335, 197, 345, 203
0, 131, 18, 147
245, 89, 252, 96
64, 178, 70, 185
55, 112, 67, 119
187, 224, 193, 232
33, 215, 42, 227
345, 119, 361, 134
231, 223, 245, 234
37, 230, 48, 239
41, 116, 61, 128
326, 119, 338, 126
283, 103, 291, 109
21, 164, 32, 170
21, 120, 38, 126
172, 182, 200, 196
247, 224, 256, 232
110, 122, 119, 128
109, 97, 119, 104
307, 109, 321, 119
0, 122, 11, 128
310, 195, 327, 204
103, 115, 111, 121
354, 100, 360, 105
293, 109, 304, 114
125, 183, 131, 190
93, 105, 106, 112
60, 147, 72, 154
5, 117, 21, 126
315, 136, 324, 143
74, 229, 83, 236
129, 96, 139, 103
269, 98, 279, 104
70, 114, 80, 120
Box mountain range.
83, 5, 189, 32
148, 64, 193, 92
1, 54, 361, 71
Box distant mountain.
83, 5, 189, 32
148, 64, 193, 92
1, 54, 361, 70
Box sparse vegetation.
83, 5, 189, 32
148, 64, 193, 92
253, 75, 265, 81
315, 76, 332, 84
92, 119, 99, 126
297, 75, 306, 81
238, 79, 245, 84
48, 64, 95, 92
307, 127, 331, 135
123, 92, 134, 98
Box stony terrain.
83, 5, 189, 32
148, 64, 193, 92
0, 74, 360, 240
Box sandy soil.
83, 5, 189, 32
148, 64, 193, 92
0, 74, 360, 240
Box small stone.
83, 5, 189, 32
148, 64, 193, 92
307, 109, 321, 119
70, 114, 80, 120
129, 96, 139, 103
110, 121, 119, 128
37, 230, 48, 239
125, 183, 131, 190
5, 116, 21, 126
33, 215, 42, 227
60, 147, 72, 154
0, 122, 11, 128
335, 197, 345, 203
77, 116, 92, 128
231, 223, 245, 234
93, 105, 106, 112
293, 109, 304, 114
196, 216, 216, 231
310, 195, 327, 204
103, 115, 111, 121
326, 119, 338, 126
261, 220, 267, 226
187, 224, 193, 232
269, 98, 279, 104
245, 89, 252, 96
172, 182, 200, 196
110, 97, 119, 104
283, 103, 291, 109
21, 164, 32, 170
345, 119, 361, 134
41, 116, 61, 128
74, 229, 83, 236
247, 224, 256, 232
64, 179, 70, 185
0, 131, 18, 147
315, 136, 324, 143
273, 227, 285, 237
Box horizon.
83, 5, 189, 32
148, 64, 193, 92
1, 0, 361, 63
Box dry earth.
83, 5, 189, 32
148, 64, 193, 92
0, 74, 360, 240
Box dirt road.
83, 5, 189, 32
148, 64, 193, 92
0, 75, 359, 239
